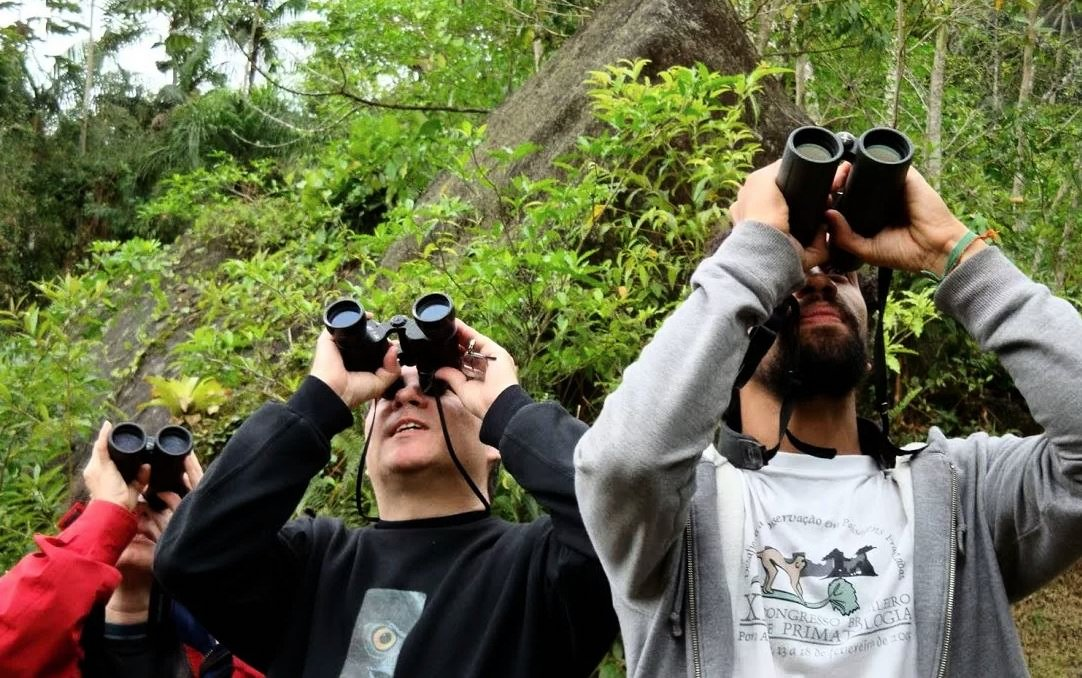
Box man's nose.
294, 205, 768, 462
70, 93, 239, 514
392, 377, 427, 409
798, 269, 838, 301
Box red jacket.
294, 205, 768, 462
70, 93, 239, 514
0, 500, 261, 678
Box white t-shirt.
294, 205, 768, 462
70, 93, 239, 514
732, 451, 917, 677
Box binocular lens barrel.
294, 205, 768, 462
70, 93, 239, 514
827, 127, 913, 272
412, 293, 456, 341
109, 423, 147, 455
156, 425, 194, 456
794, 142, 836, 162
324, 299, 365, 330
106, 422, 193, 497
323, 298, 390, 373
777, 126, 845, 246
149, 425, 193, 496
108, 423, 150, 484
863, 144, 902, 163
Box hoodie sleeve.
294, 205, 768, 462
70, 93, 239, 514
936, 246, 1082, 598
573, 222, 805, 606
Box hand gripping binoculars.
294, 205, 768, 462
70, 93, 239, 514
776, 126, 914, 272
107, 422, 194, 497
323, 292, 461, 394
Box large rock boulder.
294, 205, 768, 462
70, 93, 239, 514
383, 0, 806, 266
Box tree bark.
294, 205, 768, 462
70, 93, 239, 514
1044, 1, 1070, 104
79, 0, 96, 156
247, 2, 262, 93
1010, 1, 1040, 206
884, 0, 906, 127
926, 10, 948, 188
755, 0, 774, 54
990, 4, 1001, 113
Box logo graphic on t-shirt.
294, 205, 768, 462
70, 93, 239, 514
754, 545, 872, 616
341, 588, 427, 678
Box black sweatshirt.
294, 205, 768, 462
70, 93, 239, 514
155, 377, 618, 677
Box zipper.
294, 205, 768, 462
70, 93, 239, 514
686, 520, 703, 678
935, 463, 959, 678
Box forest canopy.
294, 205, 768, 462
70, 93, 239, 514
1, 0, 1080, 673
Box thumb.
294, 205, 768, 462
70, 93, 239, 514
826, 209, 868, 256
93, 421, 113, 463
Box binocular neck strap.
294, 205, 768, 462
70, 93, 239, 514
354, 396, 492, 520
731, 266, 910, 470
435, 397, 491, 512
873, 266, 893, 441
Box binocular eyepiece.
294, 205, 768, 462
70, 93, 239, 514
323, 292, 461, 394
107, 422, 194, 499
777, 126, 914, 272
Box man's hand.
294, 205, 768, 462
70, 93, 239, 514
435, 320, 519, 420
310, 329, 401, 409
729, 160, 831, 271
84, 421, 148, 512
827, 166, 986, 275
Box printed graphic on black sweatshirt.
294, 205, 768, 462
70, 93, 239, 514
341, 588, 426, 678
737, 515, 913, 660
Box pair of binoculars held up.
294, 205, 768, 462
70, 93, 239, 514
323, 292, 460, 394
776, 126, 914, 272
107, 422, 194, 497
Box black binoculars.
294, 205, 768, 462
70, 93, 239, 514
776, 126, 914, 272
107, 422, 193, 498
323, 292, 461, 394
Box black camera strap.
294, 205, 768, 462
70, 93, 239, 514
355, 392, 492, 520
733, 266, 911, 469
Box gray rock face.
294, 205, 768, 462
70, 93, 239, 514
382, 0, 807, 267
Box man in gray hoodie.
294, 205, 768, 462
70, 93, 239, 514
574, 159, 1082, 677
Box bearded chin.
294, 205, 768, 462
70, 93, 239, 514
759, 329, 868, 401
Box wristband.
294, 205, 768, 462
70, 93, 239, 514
943, 230, 979, 278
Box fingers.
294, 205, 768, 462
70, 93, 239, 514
134, 463, 151, 492
152, 491, 184, 512
730, 160, 788, 231
183, 452, 204, 491
825, 209, 866, 256
831, 161, 852, 195
92, 421, 112, 464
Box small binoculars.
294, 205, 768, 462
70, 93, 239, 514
323, 292, 461, 394
777, 126, 914, 272
107, 422, 194, 497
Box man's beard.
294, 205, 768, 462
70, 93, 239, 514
758, 310, 868, 401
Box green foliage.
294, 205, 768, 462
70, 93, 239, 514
382, 60, 767, 416
142, 375, 229, 426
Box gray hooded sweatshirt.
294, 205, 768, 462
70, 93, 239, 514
575, 222, 1082, 677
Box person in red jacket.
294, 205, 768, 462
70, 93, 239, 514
0, 421, 261, 678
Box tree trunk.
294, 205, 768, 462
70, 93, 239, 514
926, 11, 948, 188
1055, 189, 1078, 290
1044, 1, 1070, 104
883, 0, 906, 126
990, 5, 1001, 113
1010, 1, 1040, 207
79, 0, 96, 156
755, 0, 774, 54
247, 3, 261, 93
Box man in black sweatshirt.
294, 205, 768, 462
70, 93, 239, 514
155, 319, 617, 677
